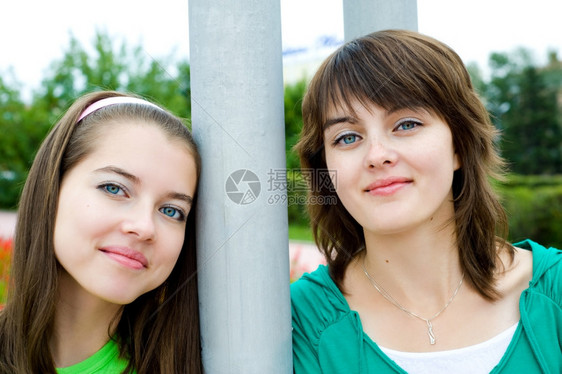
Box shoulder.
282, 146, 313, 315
291, 265, 347, 312
516, 239, 562, 306
516, 239, 562, 281
512, 240, 562, 372
291, 266, 366, 373
291, 265, 354, 339
291, 265, 331, 301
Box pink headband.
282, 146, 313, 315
77, 97, 162, 122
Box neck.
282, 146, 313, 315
51, 271, 122, 368
361, 221, 463, 307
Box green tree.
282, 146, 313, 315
284, 78, 306, 170
486, 49, 562, 174
504, 66, 561, 173
127, 59, 191, 121
0, 30, 192, 209
284, 79, 309, 226
0, 73, 50, 209
35, 31, 191, 118
466, 62, 487, 97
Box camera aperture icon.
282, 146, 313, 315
225, 169, 261, 205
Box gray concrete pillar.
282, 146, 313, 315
189, 1, 292, 373
343, 0, 418, 41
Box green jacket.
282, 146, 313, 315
291, 240, 562, 373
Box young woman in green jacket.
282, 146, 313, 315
292, 30, 561, 373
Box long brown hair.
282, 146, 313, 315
295, 30, 512, 300
0, 91, 202, 373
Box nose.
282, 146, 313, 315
363, 137, 397, 169
121, 203, 156, 241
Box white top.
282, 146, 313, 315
379, 323, 518, 374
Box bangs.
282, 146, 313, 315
313, 33, 455, 126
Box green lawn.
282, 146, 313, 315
289, 224, 314, 242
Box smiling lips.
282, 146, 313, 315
365, 177, 412, 196
100, 246, 148, 270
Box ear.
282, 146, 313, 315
453, 152, 461, 171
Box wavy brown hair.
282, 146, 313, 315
295, 30, 511, 300
0, 91, 202, 373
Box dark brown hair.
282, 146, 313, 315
295, 30, 511, 300
0, 91, 202, 373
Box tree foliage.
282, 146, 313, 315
36, 31, 191, 120
0, 31, 191, 209
1, 32, 561, 247
284, 78, 306, 170
485, 49, 562, 174
283, 78, 309, 226
0, 73, 49, 209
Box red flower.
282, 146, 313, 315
0, 236, 12, 307
0, 236, 12, 250
0, 236, 11, 269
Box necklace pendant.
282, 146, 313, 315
362, 260, 465, 347
427, 321, 436, 345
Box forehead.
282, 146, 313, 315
90, 120, 191, 151
100, 121, 188, 150
79, 122, 196, 182
69, 123, 192, 182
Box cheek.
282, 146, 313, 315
325, 156, 353, 190
159, 230, 186, 269
53, 191, 80, 251
324, 150, 343, 179
324, 163, 339, 193
54, 194, 106, 247
146, 231, 185, 290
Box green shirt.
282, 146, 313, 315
56, 338, 130, 374
291, 240, 562, 373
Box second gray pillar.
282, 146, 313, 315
344, 0, 418, 41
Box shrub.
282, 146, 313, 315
497, 175, 562, 248
287, 170, 310, 227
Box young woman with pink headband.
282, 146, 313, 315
0, 91, 202, 373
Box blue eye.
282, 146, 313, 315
99, 183, 126, 196
335, 132, 360, 145
343, 134, 356, 144
105, 185, 120, 194
395, 119, 422, 131
160, 206, 185, 221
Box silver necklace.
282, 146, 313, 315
361, 257, 464, 345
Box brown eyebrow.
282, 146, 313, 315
168, 192, 193, 206
323, 116, 355, 130
95, 166, 140, 184
95, 166, 193, 205
323, 106, 431, 131
389, 106, 427, 115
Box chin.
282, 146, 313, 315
363, 220, 419, 236
101, 294, 139, 305
92, 287, 148, 305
